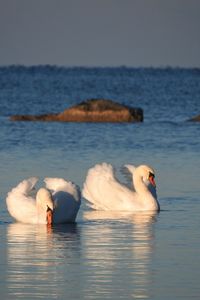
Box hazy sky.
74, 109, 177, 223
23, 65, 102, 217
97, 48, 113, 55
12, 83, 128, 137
0, 0, 200, 67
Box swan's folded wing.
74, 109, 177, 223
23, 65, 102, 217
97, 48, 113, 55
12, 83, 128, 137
121, 164, 136, 191
44, 177, 81, 201
13, 177, 39, 195
44, 177, 67, 192
83, 162, 132, 210
6, 178, 38, 223
44, 177, 81, 223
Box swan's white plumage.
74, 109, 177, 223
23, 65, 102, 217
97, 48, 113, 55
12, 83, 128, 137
6, 177, 40, 224
44, 177, 81, 223
82, 163, 160, 211
6, 177, 81, 224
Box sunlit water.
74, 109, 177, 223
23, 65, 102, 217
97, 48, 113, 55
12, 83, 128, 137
0, 66, 200, 299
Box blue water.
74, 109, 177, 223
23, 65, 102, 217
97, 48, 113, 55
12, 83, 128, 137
0, 66, 200, 299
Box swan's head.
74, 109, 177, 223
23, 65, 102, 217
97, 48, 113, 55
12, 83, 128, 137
136, 165, 156, 187
36, 187, 54, 212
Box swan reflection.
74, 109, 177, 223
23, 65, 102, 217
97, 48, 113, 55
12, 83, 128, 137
83, 210, 157, 224
6, 211, 158, 299
6, 223, 80, 299
82, 210, 158, 299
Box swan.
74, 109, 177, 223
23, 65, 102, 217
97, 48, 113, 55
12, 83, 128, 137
6, 177, 81, 224
82, 163, 160, 211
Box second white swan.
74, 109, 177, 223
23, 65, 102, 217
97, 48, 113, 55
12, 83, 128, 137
82, 163, 160, 211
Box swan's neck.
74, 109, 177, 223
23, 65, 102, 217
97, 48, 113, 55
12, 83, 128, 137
133, 175, 149, 196
36, 203, 46, 223
36, 188, 54, 224
133, 174, 158, 210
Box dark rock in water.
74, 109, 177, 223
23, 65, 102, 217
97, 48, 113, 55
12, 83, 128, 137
188, 114, 200, 122
10, 99, 143, 123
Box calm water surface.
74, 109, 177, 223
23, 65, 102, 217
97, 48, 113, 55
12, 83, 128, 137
0, 66, 199, 299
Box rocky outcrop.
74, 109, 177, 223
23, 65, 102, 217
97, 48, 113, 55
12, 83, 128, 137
188, 114, 200, 122
10, 99, 143, 122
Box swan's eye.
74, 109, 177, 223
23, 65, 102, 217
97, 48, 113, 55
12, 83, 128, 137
149, 172, 155, 179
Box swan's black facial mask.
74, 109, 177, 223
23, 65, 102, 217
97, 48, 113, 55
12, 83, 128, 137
46, 205, 53, 212
148, 172, 156, 187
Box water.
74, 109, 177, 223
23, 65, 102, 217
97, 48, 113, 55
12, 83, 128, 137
0, 66, 200, 299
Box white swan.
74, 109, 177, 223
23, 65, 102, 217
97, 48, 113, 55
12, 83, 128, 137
82, 163, 160, 211
6, 177, 81, 224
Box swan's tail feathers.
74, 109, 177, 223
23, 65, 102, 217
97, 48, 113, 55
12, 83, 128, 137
82, 183, 99, 210
82, 182, 107, 210
44, 177, 81, 201
89, 162, 115, 180
82, 162, 116, 210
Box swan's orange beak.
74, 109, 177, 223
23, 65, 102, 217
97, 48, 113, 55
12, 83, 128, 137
46, 206, 53, 225
149, 174, 156, 187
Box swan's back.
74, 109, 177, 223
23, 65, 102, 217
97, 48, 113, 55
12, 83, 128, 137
6, 177, 38, 223
83, 163, 136, 210
44, 177, 81, 223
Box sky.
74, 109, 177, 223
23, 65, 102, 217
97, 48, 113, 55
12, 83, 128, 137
0, 0, 200, 67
